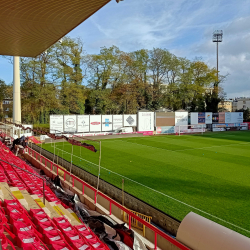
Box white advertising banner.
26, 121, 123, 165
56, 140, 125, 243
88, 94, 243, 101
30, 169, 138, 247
138, 112, 154, 132
77, 115, 89, 133
50, 115, 64, 133
90, 115, 102, 132
230, 112, 243, 123
124, 114, 137, 127
175, 112, 188, 126
190, 113, 198, 125
64, 115, 77, 133
102, 115, 113, 132
113, 115, 123, 130
225, 112, 231, 123
205, 112, 213, 124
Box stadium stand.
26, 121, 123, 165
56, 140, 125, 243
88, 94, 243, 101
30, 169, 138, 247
0, 140, 112, 250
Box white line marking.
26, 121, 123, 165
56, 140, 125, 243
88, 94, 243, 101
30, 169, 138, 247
45, 143, 250, 234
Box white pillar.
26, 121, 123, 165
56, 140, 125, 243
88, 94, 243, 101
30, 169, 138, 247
13, 56, 21, 123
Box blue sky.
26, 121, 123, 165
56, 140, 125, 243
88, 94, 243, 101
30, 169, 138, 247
1, 0, 250, 98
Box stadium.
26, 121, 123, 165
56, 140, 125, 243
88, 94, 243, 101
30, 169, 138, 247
1, 1, 250, 250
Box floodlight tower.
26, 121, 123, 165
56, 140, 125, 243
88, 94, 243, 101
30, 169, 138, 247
212, 30, 223, 86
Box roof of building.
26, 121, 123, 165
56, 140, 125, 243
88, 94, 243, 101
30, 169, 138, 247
0, 0, 111, 57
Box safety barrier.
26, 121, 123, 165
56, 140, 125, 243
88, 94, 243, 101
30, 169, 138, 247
123, 209, 152, 237
27, 147, 190, 250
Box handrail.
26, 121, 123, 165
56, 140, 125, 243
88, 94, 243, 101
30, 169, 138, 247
27, 146, 190, 250
0, 158, 45, 204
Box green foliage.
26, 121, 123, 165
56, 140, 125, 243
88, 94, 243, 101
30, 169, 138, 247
9, 36, 224, 122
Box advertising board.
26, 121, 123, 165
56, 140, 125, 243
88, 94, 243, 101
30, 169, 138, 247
156, 126, 175, 134
219, 112, 225, 123
156, 112, 175, 126
175, 112, 188, 126
113, 115, 123, 130
102, 115, 113, 132
205, 112, 212, 124
190, 113, 198, 125
124, 114, 137, 127
212, 113, 219, 124
213, 127, 225, 132
138, 112, 154, 132
50, 115, 64, 133
90, 115, 102, 132
225, 112, 231, 123
64, 115, 77, 133
77, 115, 89, 133
198, 112, 205, 124
231, 112, 243, 123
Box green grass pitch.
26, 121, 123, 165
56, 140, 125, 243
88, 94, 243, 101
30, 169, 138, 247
41, 131, 250, 237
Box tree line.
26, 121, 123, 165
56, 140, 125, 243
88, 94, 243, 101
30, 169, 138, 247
0, 36, 225, 124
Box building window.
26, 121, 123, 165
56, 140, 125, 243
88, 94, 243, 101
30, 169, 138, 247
5, 108, 9, 111
243, 105, 246, 109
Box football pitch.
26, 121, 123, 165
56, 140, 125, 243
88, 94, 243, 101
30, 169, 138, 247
41, 131, 250, 237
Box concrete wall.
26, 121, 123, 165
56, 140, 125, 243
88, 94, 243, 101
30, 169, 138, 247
30, 144, 180, 236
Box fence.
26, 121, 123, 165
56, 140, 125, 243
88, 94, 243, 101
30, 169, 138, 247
26, 146, 190, 250
123, 209, 152, 237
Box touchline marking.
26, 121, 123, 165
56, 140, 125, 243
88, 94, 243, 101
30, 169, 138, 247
114, 140, 250, 153
47, 143, 250, 234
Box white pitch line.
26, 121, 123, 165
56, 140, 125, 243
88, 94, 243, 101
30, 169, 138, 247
49, 143, 250, 234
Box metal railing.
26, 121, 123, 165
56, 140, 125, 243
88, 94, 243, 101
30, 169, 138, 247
123, 209, 152, 236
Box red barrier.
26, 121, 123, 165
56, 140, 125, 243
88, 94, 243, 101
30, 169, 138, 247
27, 147, 190, 250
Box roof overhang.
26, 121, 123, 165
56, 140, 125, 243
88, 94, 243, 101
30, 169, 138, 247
0, 0, 111, 57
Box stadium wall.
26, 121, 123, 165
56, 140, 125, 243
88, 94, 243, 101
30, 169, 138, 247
30, 143, 180, 236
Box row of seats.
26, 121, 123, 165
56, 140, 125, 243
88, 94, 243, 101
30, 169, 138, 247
0, 139, 110, 250
0, 141, 61, 203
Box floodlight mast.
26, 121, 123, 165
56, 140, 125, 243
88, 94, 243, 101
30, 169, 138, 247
212, 30, 223, 86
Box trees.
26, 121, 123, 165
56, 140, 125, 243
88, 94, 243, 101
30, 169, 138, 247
2, 37, 225, 121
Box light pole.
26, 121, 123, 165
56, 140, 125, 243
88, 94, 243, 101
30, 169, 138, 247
212, 30, 223, 86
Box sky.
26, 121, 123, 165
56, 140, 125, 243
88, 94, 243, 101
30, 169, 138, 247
1, 0, 250, 98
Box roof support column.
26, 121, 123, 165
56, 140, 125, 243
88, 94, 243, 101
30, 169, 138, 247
13, 56, 21, 124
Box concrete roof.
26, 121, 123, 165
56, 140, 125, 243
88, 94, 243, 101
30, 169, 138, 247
0, 0, 111, 57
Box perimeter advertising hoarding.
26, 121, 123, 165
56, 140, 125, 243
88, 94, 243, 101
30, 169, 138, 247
124, 114, 137, 127
156, 126, 175, 134
219, 112, 225, 123
138, 112, 154, 132
225, 112, 231, 123
102, 115, 113, 132
205, 112, 212, 124
77, 115, 89, 133
90, 115, 101, 132
231, 112, 243, 123
113, 115, 123, 130
198, 112, 205, 124
190, 113, 198, 125
212, 113, 219, 124
50, 115, 64, 133
213, 127, 226, 132
175, 112, 188, 126
156, 112, 175, 126
64, 115, 77, 133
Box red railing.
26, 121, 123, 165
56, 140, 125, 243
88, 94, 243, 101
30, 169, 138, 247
27, 147, 190, 250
